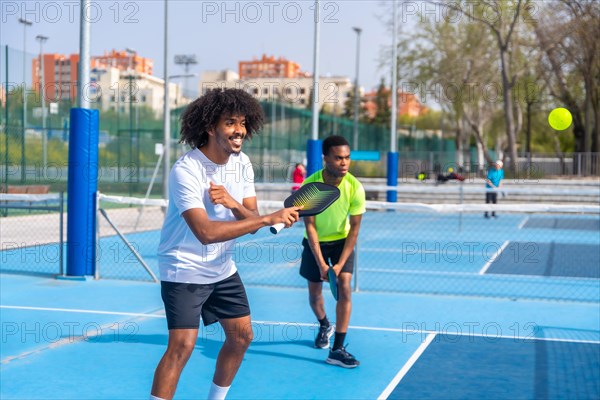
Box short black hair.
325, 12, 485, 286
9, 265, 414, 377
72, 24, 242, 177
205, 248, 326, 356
322, 135, 350, 156
179, 88, 265, 148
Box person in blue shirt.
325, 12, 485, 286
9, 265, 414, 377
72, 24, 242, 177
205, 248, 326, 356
484, 160, 504, 218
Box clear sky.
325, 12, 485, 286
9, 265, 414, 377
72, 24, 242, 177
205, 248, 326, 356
1, 0, 398, 94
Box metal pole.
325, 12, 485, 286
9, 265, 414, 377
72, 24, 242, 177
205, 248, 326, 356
129, 73, 134, 197
310, 0, 320, 141
99, 208, 159, 282
36, 35, 48, 167
163, 0, 171, 200
19, 18, 32, 183
4, 45, 9, 192
352, 27, 362, 150
387, 1, 399, 203
95, 191, 100, 279
59, 191, 64, 276
390, 3, 398, 154
78, 0, 91, 108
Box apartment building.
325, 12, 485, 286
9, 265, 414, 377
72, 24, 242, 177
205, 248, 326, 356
31, 50, 181, 116
200, 69, 354, 114
239, 54, 303, 79
363, 89, 428, 119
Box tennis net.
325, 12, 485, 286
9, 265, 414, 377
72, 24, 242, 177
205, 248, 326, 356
2, 189, 598, 303
0, 192, 65, 276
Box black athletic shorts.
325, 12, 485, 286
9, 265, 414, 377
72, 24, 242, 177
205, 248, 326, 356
299, 238, 355, 283
161, 272, 251, 329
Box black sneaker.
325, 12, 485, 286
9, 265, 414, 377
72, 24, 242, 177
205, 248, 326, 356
314, 325, 334, 349
326, 345, 360, 368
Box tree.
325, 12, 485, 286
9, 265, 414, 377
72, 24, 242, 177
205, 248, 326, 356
372, 77, 391, 127
429, 0, 535, 173
533, 0, 600, 174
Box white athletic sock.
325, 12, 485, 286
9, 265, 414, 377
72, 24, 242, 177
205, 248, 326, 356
207, 382, 231, 400
149, 395, 165, 400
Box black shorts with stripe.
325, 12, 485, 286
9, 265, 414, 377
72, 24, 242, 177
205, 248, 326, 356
160, 272, 251, 329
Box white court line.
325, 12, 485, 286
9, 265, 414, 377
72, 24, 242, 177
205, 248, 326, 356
361, 248, 469, 255
518, 216, 530, 229
0, 305, 165, 318
479, 240, 509, 275
362, 268, 480, 277
3, 305, 599, 344
377, 333, 437, 400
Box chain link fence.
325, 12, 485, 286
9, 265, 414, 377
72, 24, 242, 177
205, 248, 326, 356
1, 188, 598, 303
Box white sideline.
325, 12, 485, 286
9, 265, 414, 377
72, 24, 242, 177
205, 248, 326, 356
479, 240, 510, 275
377, 333, 437, 400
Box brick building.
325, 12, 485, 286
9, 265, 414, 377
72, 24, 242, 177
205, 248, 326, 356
239, 54, 303, 79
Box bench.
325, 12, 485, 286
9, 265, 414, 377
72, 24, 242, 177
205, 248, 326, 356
1, 185, 52, 214
2, 185, 51, 194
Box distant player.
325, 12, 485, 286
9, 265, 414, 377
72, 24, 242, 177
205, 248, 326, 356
484, 160, 504, 218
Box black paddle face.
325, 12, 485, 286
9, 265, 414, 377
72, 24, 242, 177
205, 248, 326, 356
328, 267, 338, 301
285, 182, 340, 217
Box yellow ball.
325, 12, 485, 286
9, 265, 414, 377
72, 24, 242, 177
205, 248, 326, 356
548, 108, 572, 131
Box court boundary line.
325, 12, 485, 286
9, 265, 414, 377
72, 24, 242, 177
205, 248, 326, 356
377, 333, 437, 400
518, 216, 530, 229
2, 305, 599, 345
479, 240, 509, 275
361, 268, 482, 277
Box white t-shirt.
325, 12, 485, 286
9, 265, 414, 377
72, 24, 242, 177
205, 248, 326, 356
157, 148, 256, 284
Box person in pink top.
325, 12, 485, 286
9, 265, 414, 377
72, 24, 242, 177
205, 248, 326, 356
291, 163, 306, 192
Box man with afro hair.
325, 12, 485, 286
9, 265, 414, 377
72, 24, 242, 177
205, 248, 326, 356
151, 88, 300, 400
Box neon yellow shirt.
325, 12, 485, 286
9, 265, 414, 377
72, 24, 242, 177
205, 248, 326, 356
303, 170, 366, 242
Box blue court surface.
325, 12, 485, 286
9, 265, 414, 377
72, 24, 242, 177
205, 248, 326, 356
2, 209, 599, 398
1, 272, 599, 399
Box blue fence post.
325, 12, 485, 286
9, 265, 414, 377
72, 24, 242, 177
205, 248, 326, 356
306, 139, 323, 177
65, 108, 99, 278
387, 151, 398, 202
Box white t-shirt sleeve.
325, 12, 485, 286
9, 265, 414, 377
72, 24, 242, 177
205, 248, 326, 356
170, 164, 205, 214
242, 158, 256, 199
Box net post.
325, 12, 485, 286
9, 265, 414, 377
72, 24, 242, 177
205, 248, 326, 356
66, 108, 99, 278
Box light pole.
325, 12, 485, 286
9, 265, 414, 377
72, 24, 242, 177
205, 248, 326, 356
78, 0, 90, 108
124, 69, 141, 195
388, 0, 398, 203
19, 18, 32, 183
162, 0, 169, 200
36, 34, 48, 167
169, 74, 197, 106
352, 26, 362, 150
174, 54, 197, 99
125, 47, 139, 136
307, 0, 321, 177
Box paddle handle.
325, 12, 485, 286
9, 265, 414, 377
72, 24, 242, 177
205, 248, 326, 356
270, 222, 285, 234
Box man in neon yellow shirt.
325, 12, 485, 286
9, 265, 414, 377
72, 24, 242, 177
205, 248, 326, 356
300, 135, 366, 368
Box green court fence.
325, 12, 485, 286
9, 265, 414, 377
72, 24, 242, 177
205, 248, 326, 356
2, 45, 598, 197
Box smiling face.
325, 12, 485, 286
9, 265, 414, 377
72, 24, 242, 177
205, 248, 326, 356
210, 114, 247, 156
324, 145, 351, 178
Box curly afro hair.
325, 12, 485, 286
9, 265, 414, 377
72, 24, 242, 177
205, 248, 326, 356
179, 88, 265, 149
